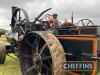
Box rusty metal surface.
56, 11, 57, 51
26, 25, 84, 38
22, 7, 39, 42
31, 31, 66, 75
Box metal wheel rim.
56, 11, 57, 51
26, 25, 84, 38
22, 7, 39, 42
20, 32, 53, 75
19, 31, 66, 75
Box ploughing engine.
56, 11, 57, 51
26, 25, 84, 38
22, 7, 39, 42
5, 7, 100, 75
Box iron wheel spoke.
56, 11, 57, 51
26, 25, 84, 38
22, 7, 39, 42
40, 44, 46, 55
19, 25, 25, 34
14, 17, 18, 22
27, 65, 35, 72
19, 19, 25, 25
38, 73, 41, 75
42, 56, 51, 60
81, 20, 85, 26
46, 71, 49, 75
36, 40, 39, 53
42, 63, 51, 71
35, 35, 40, 53
86, 21, 90, 26
18, 10, 21, 21
26, 40, 33, 48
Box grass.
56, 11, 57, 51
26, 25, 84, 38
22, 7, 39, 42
0, 54, 100, 75
0, 54, 22, 75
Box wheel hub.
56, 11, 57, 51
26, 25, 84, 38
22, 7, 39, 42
33, 53, 42, 69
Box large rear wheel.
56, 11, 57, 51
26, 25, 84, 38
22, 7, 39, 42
19, 31, 66, 75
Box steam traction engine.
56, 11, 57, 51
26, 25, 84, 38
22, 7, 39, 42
8, 7, 100, 75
